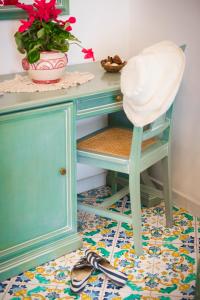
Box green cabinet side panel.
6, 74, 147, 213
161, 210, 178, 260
1, 108, 66, 248
0, 103, 82, 280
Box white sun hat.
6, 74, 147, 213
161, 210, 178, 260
121, 41, 186, 127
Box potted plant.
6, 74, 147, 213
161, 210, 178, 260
14, 0, 94, 84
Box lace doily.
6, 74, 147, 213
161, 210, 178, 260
0, 71, 94, 93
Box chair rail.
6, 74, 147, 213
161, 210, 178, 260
142, 119, 170, 141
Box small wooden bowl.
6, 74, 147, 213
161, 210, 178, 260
101, 60, 126, 73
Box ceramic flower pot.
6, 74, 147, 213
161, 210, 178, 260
22, 51, 68, 84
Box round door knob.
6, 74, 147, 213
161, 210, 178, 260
116, 95, 122, 102
59, 168, 67, 175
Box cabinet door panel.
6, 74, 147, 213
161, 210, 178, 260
0, 103, 75, 251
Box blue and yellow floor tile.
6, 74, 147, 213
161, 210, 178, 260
0, 186, 198, 299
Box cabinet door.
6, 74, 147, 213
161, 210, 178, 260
0, 103, 76, 253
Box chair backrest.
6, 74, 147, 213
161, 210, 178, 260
129, 44, 186, 163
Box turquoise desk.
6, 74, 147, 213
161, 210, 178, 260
0, 62, 124, 281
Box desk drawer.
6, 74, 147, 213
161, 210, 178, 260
77, 92, 123, 119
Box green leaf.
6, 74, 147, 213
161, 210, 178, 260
57, 43, 69, 52
27, 41, 42, 52
27, 43, 42, 63
37, 28, 45, 39
17, 47, 26, 54
68, 33, 80, 42
27, 49, 40, 64
14, 20, 79, 63
14, 32, 25, 53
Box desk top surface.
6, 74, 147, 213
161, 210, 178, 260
0, 62, 121, 115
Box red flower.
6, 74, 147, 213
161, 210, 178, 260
16, 2, 35, 16
64, 16, 76, 31
65, 25, 72, 31
54, 18, 64, 25
82, 48, 95, 61
55, 16, 76, 30
66, 16, 76, 24
17, 0, 62, 22
18, 16, 35, 33
14, 0, 94, 64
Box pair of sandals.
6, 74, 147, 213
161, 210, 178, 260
70, 249, 128, 293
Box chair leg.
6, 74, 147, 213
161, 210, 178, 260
162, 156, 173, 227
110, 171, 118, 194
129, 172, 143, 256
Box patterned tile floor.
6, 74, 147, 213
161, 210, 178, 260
0, 186, 199, 300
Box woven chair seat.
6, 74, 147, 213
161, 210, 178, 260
78, 127, 156, 158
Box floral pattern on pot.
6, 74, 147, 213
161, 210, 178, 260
22, 51, 68, 84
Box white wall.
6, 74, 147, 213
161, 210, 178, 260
130, 0, 200, 211
70, 0, 131, 192
0, 0, 131, 192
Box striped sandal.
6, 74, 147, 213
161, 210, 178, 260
70, 257, 94, 293
85, 250, 128, 286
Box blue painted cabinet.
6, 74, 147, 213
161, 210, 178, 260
0, 62, 123, 281
0, 103, 82, 281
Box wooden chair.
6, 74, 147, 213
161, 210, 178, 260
77, 108, 173, 256
77, 45, 185, 256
